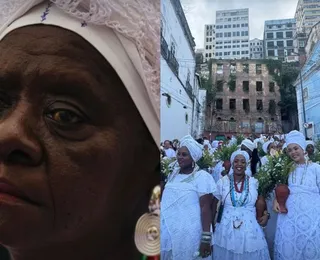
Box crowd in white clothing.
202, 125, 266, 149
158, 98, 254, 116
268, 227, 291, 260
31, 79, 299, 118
160, 131, 320, 260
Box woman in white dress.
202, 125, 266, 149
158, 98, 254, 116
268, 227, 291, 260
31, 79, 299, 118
212, 150, 270, 260
273, 130, 320, 260
261, 140, 275, 166
161, 135, 216, 259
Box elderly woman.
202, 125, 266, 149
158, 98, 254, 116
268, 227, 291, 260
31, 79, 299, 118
0, 1, 159, 260
212, 150, 270, 260
273, 131, 320, 260
161, 135, 216, 259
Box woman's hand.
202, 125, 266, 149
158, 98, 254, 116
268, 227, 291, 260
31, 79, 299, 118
273, 199, 280, 213
199, 242, 211, 258
258, 211, 269, 227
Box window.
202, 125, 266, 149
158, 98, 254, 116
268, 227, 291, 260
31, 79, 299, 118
243, 64, 249, 73
216, 99, 223, 109
256, 81, 263, 91
205, 53, 208, 57
229, 99, 236, 110
268, 50, 275, 56
286, 31, 293, 38
256, 99, 263, 111
267, 33, 273, 39
267, 41, 274, 48
206, 46, 208, 49
255, 122, 264, 133
209, 53, 212, 57
268, 100, 276, 115
278, 50, 284, 57
241, 31, 249, 36
277, 41, 284, 47
256, 64, 262, 74
217, 80, 223, 91
276, 32, 283, 38
287, 40, 293, 47
243, 99, 250, 112
217, 64, 223, 73
243, 81, 249, 92
269, 82, 275, 92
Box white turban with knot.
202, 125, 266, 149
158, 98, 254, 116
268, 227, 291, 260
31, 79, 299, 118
230, 150, 250, 165
241, 139, 256, 152
263, 140, 274, 154
203, 140, 212, 148
306, 140, 315, 147
180, 135, 203, 162
285, 130, 306, 151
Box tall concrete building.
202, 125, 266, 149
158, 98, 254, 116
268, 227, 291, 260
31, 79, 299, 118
264, 19, 297, 60
295, 0, 320, 34
203, 24, 216, 62
250, 38, 264, 59
215, 8, 250, 60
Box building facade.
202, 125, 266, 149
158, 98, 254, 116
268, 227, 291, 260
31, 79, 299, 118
161, 0, 205, 141
305, 21, 320, 58
215, 8, 250, 59
204, 24, 216, 62
250, 38, 264, 59
295, 0, 320, 34
264, 19, 297, 60
294, 39, 320, 139
204, 60, 282, 139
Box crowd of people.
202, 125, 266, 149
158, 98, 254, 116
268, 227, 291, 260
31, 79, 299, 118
160, 131, 320, 260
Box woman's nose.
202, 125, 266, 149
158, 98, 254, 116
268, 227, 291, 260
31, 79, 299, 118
0, 102, 43, 166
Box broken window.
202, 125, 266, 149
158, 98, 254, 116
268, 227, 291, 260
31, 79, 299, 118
256, 64, 262, 74
229, 99, 236, 110
256, 81, 263, 91
243, 81, 249, 92
269, 82, 275, 92
243, 64, 249, 73
216, 98, 223, 109
243, 99, 250, 112
217, 80, 224, 92
257, 99, 263, 111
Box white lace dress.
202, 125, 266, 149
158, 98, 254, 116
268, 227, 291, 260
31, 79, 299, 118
161, 170, 216, 260
274, 163, 320, 260
212, 176, 270, 260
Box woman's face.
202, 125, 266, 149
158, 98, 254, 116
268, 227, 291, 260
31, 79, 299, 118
268, 143, 276, 153
233, 155, 246, 176
0, 26, 158, 248
287, 144, 305, 163
177, 146, 193, 169
306, 144, 314, 155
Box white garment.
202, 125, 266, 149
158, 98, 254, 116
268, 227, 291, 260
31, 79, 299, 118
212, 161, 224, 183
164, 148, 176, 158
161, 170, 216, 260
261, 156, 269, 166
212, 176, 270, 260
274, 163, 320, 260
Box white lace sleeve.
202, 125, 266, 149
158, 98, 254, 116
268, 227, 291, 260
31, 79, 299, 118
194, 170, 217, 197
313, 163, 320, 190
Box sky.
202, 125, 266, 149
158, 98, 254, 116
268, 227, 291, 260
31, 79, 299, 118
180, 0, 299, 49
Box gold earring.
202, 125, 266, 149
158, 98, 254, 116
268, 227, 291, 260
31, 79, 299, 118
134, 186, 160, 258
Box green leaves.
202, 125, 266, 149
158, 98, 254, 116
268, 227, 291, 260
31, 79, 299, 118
213, 143, 238, 162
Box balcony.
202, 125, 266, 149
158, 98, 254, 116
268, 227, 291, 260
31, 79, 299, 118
168, 52, 179, 77
161, 34, 169, 59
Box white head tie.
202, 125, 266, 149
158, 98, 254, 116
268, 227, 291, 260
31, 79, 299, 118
285, 130, 306, 151
241, 139, 256, 152
306, 140, 315, 147
230, 150, 250, 165
263, 140, 273, 154
0, 0, 160, 145
180, 135, 203, 162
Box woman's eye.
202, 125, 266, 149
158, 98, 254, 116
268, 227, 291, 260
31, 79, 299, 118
48, 110, 83, 124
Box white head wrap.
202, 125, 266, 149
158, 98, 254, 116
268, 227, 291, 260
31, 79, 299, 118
285, 130, 306, 151
262, 140, 274, 154
230, 150, 250, 165
241, 139, 256, 152
203, 140, 211, 148
282, 143, 287, 151
306, 140, 315, 147
211, 140, 219, 149
179, 135, 203, 162
0, 0, 160, 145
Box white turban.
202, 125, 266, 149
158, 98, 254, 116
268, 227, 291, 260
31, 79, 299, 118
285, 130, 306, 151
0, 0, 160, 145
306, 140, 315, 147
282, 143, 287, 151
230, 150, 250, 165
241, 139, 256, 152
212, 140, 219, 149
262, 140, 273, 154
203, 140, 211, 147
180, 135, 203, 162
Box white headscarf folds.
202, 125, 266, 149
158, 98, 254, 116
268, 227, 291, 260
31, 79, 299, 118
285, 130, 307, 151
306, 140, 315, 147
230, 150, 250, 165
179, 135, 203, 162
241, 139, 256, 152
262, 140, 273, 154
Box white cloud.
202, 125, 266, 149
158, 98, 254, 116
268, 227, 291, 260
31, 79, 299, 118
181, 0, 299, 49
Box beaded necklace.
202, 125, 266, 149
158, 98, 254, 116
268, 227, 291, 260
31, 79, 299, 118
291, 162, 309, 185
230, 174, 249, 207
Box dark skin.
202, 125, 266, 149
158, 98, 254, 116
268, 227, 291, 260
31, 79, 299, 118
0, 25, 158, 260
240, 145, 252, 157
233, 155, 268, 226
177, 147, 212, 258
306, 144, 314, 157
